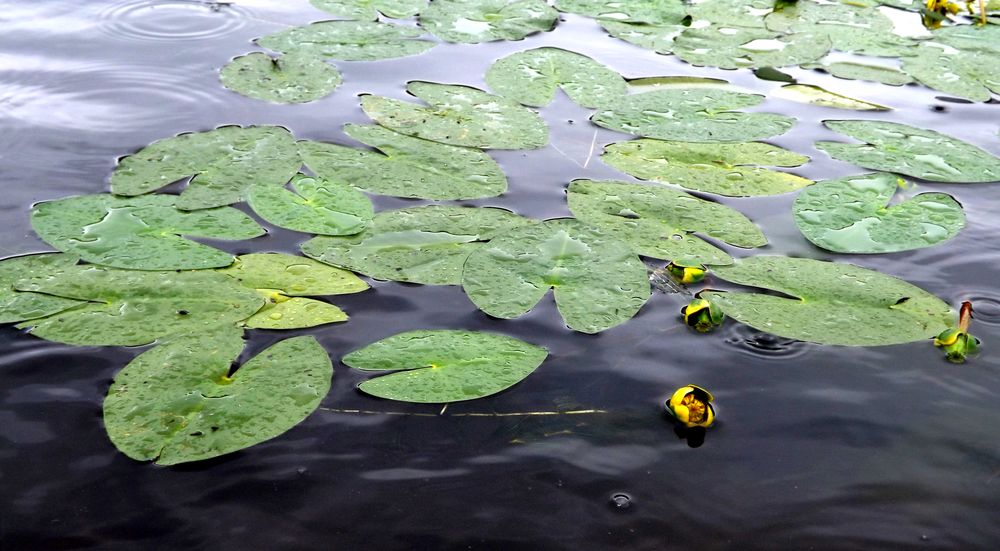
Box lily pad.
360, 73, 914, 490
685, 0, 775, 28
245, 295, 348, 330
419, 0, 557, 43
567, 179, 765, 265
220, 53, 342, 104
247, 174, 373, 236
775, 84, 889, 111
301, 206, 534, 285
902, 44, 1000, 103
485, 47, 628, 108
805, 60, 913, 86
462, 218, 650, 333
299, 124, 507, 200
764, 1, 916, 57
31, 194, 265, 271
602, 139, 812, 197
361, 81, 549, 149
793, 173, 965, 254
672, 27, 831, 70
554, 0, 686, 24
14, 266, 264, 346
104, 328, 332, 465
702, 256, 953, 346
257, 20, 435, 61
310, 0, 425, 20
600, 20, 685, 54
343, 330, 548, 403
816, 120, 1000, 183
217, 253, 369, 296
110, 125, 301, 210
0, 254, 83, 324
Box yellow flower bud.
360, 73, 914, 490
666, 385, 716, 428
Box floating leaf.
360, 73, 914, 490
685, 0, 775, 28
628, 76, 734, 90
902, 44, 1000, 103
774, 84, 889, 111
361, 81, 549, 149
104, 328, 332, 465
817, 120, 1000, 183
672, 27, 831, 70
245, 295, 348, 330
247, 174, 373, 236
344, 330, 548, 403
764, 1, 916, 56
220, 53, 341, 104
567, 179, 765, 265
31, 194, 264, 271
602, 139, 812, 197
419, 0, 557, 43
601, 20, 685, 55
804, 60, 913, 86
15, 267, 264, 346
485, 47, 627, 108
793, 173, 965, 254
110, 125, 300, 210
702, 256, 953, 346
591, 88, 795, 143
301, 206, 533, 285
462, 218, 650, 333
310, 0, 425, 20
0, 254, 82, 324
299, 124, 507, 200
257, 20, 435, 61
554, 0, 686, 24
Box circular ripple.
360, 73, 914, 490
98, 0, 250, 42
723, 323, 812, 360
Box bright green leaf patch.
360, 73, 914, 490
419, 0, 557, 43
793, 173, 965, 254
220, 53, 342, 104
485, 47, 627, 108
217, 253, 369, 296
462, 218, 650, 333
361, 82, 549, 149
257, 20, 435, 61
247, 174, 373, 236
31, 194, 264, 271
344, 330, 548, 403
245, 295, 348, 330
104, 328, 332, 465
702, 256, 953, 346
310, 0, 425, 20
602, 139, 812, 197
0, 254, 83, 324
555, 0, 686, 24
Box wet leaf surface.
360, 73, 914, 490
554, 0, 686, 24
419, 0, 557, 43
220, 53, 342, 104
672, 27, 831, 70
775, 84, 889, 111
310, 0, 425, 20
764, 1, 916, 57
217, 253, 369, 296
485, 47, 627, 108
0, 254, 83, 324
247, 174, 373, 236
804, 61, 914, 86
257, 20, 435, 61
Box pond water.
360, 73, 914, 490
2, 1, 1000, 548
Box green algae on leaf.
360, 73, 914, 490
0, 254, 83, 324
793, 173, 965, 254
602, 139, 812, 197
764, 0, 916, 57
217, 253, 368, 296
462, 218, 650, 333
220, 53, 342, 104
555, 0, 686, 24
104, 328, 331, 465
485, 47, 628, 108
301, 206, 533, 285
672, 27, 831, 70
775, 84, 889, 111
362, 81, 549, 149
310, 0, 425, 20
702, 256, 953, 346
567, 179, 765, 265
805, 61, 914, 86
31, 194, 264, 271
344, 330, 548, 403
110, 125, 300, 210
257, 20, 435, 61
299, 124, 507, 200
419, 0, 557, 43
247, 174, 373, 236
817, 120, 1000, 183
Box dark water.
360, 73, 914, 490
2, 1, 1000, 549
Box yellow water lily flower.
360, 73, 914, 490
666, 385, 716, 428
666, 260, 707, 284
681, 297, 724, 333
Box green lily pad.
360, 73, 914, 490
600, 20, 685, 54
245, 295, 348, 330
14, 266, 264, 346
419, 0, 557, 43
247, 174, 373, 236
362, 81, 549, 149
602, 139, 812, 197
567, 179, 765, 265
301, 206, 534, 285
217, 253, 369, 296
299, 124, 507, 200
775, 84, 889, 111
793, 173, 965, 254
816, 120, 1000, 183
462, 218, 650, 333
686, 0, 775, 28
591, 88, 795, 143
0, 254, 83, 324
702, 256, 953, 346
310, 0, 425, 20
104, 328, 332, 465
554, 0, 686, 24
257, 20, 435, 61
343, 330, 548, 403
805, 60, 914, 86
934, 23, 1000, 54
31, 194, 265, 271
764, 1, 915, 56
220, 52, 342, 104
672, 27, 831, 70
902, 44, 1000, 103
110, 125, 301, 210
485, 47, 628, 108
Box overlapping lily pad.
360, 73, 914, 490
685, 0, 775, 28
702, 256, 954, 346
462, 218, 650, 333
299, 124, 508, 200
110, 125, 301, 210
247, 174, 373, 236
343, 330, 548, 403
672, 27, 831, 70
31, 194, 265, 271
817, 120, 1000, 183
257, 20, 435, 61
793, 173, 965, 254
764, 1, 915, 57
485, 47, 627, 108
419, 0, 557, 43
301, 206, 534, 285
555, 0, 686, 25
775, 84, 889, 111
902, 44, 1000, 103
362, 82, 549, 149
220, 53, 342, 104
602, 139, 812, 197
310, 0, 425, 20
104, 327, 331, 465
0, 254, 82, 324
